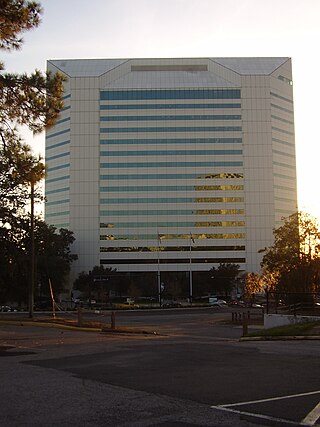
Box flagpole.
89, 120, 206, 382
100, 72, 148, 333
157, 232, 161, 307
189, 232, 193, 305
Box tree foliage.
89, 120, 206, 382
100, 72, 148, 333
0, 1, 66, 136
243, 272, 262, 299
0, 217, 77, 303
0, 0, 42, 51
260, 212, 320, 294
0, 0, 66, 224
73, 265, 118, 301
210, 263, 241, 297
0, 1, 71, 303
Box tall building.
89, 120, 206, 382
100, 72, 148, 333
45, 57, 297, 287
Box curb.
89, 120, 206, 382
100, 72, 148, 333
240, 335, 320, 341
0, 319, 159, 335
101, 328, 159, 335
0, 319, 101, 333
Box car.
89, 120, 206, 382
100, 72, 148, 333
112, 302, 140, 310
0, 305, 13, 312
251, 303, 263, 308
228, 300, 246, 307
210, 299, 227, 307
162, 300, 182, 308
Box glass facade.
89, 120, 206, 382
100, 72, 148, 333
98, 87, 245, 269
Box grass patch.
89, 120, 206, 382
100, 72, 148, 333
248, 321, 320, 337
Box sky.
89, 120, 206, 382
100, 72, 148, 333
2, 0, 320, 220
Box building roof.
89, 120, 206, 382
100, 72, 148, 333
103, 71, 238, 89
210, 57, 289, 75
48, 57, 289, 78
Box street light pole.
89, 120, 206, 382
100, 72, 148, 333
189, 232, 194, 304
157, 232, 161, 307
28, 179, 35, 319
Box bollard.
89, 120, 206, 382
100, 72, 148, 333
242, 312, 248, 337
77, 307, 82, 326
111, 311, 116, 330
247, 310, 250, 321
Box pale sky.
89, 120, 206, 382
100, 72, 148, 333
3, 0, 320, 220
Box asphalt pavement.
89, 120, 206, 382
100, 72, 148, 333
0, 309, 319, 427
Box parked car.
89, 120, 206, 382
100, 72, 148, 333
112, 302, 140, 310
0, 305, 13, 312
251, 303, 263, 308
162, 300, 182, 308
210, 299, 227, 307
228, 300, 246, 307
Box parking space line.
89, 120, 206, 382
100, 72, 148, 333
217, 390, 320, 408
211, 391, 320, 426
301, 401, 320, 426
211, 405, 303, 426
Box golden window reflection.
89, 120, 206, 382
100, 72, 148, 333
100, 233, 245, 241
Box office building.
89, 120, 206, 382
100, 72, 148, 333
45, 57, 297, 288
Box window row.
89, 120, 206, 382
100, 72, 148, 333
100, 257, 246, 264
100, 137, 242, 145
47, 163, 70, 172
272, 126, 294, 136
100, 114, 241, 121
273, 172, 296, 181
100, 126, 242, 133
100, 89, 241, 101
45, 187, 69, 195
45, 199, 69, 206
46, 152, 70, 162
55, 117, 70, 125
100, 161, 243, 169
270, 103, 293, 114
100, 149, 242, 157
272, 138, 294, 147
271, 115, 294, 125
46, 128, 70, 140
45, 211, 69, 217
100, 245, 245, 252
100, 172, 244, 180
100, 233, 245, 240
100, 184, 244, 192
273, 161, 296, 170
272, 149, 295, 159
46, 175, 70, 184
270, 91, 293, 104
46, 140, 70, 151
99, 197, 244, 204
100, 209, 245, 216
274, 185, 296, 192
100, 102, 241, 110
100, 221, 246, 228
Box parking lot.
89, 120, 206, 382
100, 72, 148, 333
0, 308, 319, 426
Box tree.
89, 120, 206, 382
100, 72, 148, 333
0, 217, 77, 303
34, 221, 78, 295
243, 272, 262, 299
260, 212, 320, 295
209, 263, 241, 298
0, 0, 65, 222
0, 1, 66, 307
73, 265, 118, 301
0, 1, 65, 133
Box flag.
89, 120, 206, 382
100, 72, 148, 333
190, 232, 195, 244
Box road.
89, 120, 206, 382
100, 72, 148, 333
0, 308, 319, 427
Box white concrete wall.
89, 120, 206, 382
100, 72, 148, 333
264, 314, 320, 329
